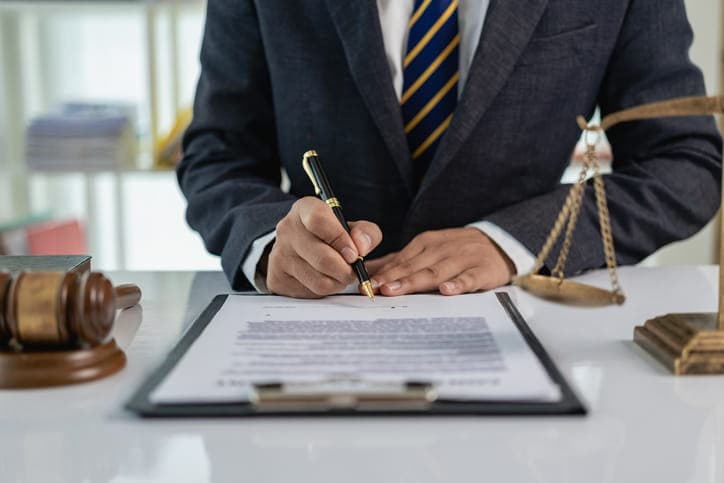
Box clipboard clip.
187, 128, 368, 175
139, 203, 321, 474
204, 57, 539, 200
250, 376, 438, 412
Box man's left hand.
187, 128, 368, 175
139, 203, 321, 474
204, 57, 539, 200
367, 228, 515, 296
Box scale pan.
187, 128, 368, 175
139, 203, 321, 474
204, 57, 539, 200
514, 274, 625, 307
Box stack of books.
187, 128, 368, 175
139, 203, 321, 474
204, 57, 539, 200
25, 102, 137, 171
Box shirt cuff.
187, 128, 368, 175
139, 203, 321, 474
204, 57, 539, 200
466, 221, 536, 277
241, 230, 277, 293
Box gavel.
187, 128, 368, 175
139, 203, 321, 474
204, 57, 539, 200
0, 271, 142, 349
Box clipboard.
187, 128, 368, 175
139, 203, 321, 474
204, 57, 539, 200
126, 293, 586, 417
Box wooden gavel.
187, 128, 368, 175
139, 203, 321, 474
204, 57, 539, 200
0, 271, 141, 349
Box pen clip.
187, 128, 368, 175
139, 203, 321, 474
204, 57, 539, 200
302, 150, 321, 195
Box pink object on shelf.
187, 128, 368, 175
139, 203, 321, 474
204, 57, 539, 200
25, 220, 88, 255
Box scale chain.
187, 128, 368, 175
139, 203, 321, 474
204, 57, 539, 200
528, 134, 622, 300
552, 174, 587, 278
591, 150, 623, 297
531, 154, 590, 275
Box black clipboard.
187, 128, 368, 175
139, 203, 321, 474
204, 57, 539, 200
126, 293, 586, 417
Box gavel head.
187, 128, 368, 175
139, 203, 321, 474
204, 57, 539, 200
0, 271, 116, 350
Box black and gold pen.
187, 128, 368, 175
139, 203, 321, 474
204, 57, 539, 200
302, 150, 375, 300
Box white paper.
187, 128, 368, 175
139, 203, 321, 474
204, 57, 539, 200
150, 293, 560, 404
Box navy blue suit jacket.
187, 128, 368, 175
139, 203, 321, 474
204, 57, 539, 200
179, 0, 722, 290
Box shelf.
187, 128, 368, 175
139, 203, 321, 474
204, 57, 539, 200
0, 0, 210, 271
2, 152, 176, 176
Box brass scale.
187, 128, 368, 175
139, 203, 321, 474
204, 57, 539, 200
515, 94, 724, 375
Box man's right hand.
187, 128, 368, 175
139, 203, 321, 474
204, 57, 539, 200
264, 197, 382, 298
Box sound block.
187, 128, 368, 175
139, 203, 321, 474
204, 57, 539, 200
634, 313, 724, 375
0, 255, 91, 274
0, 338, 126, 388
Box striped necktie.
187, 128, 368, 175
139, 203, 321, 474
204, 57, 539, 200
402, 0, 460, 183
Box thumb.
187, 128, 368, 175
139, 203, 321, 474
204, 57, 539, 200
348, 221, 383, 257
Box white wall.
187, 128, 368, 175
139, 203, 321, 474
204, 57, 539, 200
641, 0, 722, 266
0, 13, 29, 221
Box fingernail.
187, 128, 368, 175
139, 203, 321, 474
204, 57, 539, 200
386, 280, 401, 291
370, 279, 380, 289
341, 247, 357, 263
441, 281, 458, 292
359, 232, 372, 251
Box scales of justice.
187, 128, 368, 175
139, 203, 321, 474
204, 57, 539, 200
514, 94, 724, 375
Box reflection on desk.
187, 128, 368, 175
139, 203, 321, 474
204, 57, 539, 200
0, 266, 721, 483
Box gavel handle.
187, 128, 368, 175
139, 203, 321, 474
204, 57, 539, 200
114, 284, 142, 309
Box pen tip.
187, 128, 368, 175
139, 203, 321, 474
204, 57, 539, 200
361, 281, 375, 300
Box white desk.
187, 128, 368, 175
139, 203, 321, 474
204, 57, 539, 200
0, 266, 722, 483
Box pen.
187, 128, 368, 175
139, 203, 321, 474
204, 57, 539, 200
302, 150, 375, 300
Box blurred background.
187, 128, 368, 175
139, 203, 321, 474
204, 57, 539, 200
0, 0, 721, 272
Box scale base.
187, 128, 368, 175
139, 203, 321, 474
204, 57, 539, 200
0, 338, 126, 388
634, 313, 724, 375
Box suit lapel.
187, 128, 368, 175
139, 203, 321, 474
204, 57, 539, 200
416, 0, 551, 197
325, 1, 414, 196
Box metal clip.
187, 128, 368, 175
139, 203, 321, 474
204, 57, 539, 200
250, 377, 437, 412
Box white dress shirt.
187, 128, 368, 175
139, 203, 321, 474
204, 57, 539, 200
242, 0, 535, 292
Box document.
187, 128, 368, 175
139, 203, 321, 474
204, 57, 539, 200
150, 293, 560, 404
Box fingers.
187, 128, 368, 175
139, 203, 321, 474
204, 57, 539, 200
377, 257, 467, 296
439, 268, 487, 296
276, 203, 354, 284
365, 252, 398, 275
293, 227, 356, 285
368, 228, 514, 297
348, 221, 383, 257
266, 270, 322, 299
287, 254, 350, 296
370, 232, 444, 291
266, 197, 385, 298
297, 197, 359, 263
266, 239, 352, 297
439, 253, 514, 295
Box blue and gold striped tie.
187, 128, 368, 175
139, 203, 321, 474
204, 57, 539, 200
402, 0, 459, 183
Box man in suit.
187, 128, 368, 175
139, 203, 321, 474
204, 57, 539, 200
178, 0, 722, 298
